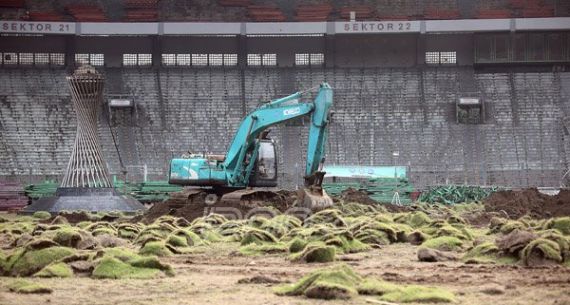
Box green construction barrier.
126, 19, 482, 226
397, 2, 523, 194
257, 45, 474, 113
25, 179, 182, 203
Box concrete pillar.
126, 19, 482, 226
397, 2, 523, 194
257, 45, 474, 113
65, 36, 76, 71
238, 34, 247, 116
325, 34, 335, 68
152, 36, 161, 68
416, 34, 426, 67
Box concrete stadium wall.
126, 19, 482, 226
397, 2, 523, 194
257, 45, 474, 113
0, 33, 479, 68
0, 67, 567, 189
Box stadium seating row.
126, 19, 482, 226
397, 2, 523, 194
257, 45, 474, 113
0, 68, 567, 188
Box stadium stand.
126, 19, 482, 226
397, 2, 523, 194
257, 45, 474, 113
0, 68, 566, 188
0, 1, 568, 189
0, 0, 568, 22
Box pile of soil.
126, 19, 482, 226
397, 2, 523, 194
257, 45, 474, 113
140, 187, 413, 223
139, 189, 297, 223
484, 188, 570, 219
462, 211, 499, 227
340, 188, 378, 206
340, 188, 411, 213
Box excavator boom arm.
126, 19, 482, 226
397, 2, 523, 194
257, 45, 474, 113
222, 83, 333, 187
223, 102, 314, 186
304, 83, 333, 181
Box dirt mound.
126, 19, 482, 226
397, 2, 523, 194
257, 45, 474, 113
462, 212, 498, 227
495, 229, 537, 254
139, 189, 298, 223
341, 188, 378, 205
339, 188, 410, 213
57, 211, 92, 224
484, 188, 570, 219
139, 188, 411, 223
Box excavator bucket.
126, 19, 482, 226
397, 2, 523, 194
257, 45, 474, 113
298, 171, 333, 211
297, 186, 333, 211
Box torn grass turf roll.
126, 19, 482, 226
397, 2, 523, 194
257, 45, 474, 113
379, 285, 456, 303
7, 279, 52, 294
32, 211, 51, 220
274, 264, 361, 299
290, 241, 336, 263
239, 227, 278, 245
542, 217, 570, 235
461, 242, 517, 265
9, 246, 75, 276
521, 238, 563, 266
239, 242, 288, 256
92, 247, 174, 278
33, 262, 73, 278
91, 256, 161, 279
421, 236, 464, 251
139, 241, 173, 257
275, 264, 456, 302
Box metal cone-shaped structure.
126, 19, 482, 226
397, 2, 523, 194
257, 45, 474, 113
23, 66, 145, 214
61, 66, 112, 188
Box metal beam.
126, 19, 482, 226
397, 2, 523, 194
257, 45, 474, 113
1, 18, 570, 36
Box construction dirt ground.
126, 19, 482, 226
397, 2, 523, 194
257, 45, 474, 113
0, 188, 569, 305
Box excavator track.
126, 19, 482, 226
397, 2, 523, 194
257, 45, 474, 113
220, 188, 291, 209
165, 188, 206, 209
182, 187, 329, 211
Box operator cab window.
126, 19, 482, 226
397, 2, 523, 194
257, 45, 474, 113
257, 141, 276, 180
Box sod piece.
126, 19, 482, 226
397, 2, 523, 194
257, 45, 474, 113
129, 256, 175, 276
274, 264, 361, 299
239, 242, 288, 256
34, 262, 73, 278
240, 227, 278, 245
421, 236, 463, 251
139, 241, 173, 257
7, 279, 52, 294
406, 212, 432, 228
379, 285, 455, 303
543, 217, 570, 235
290, 241, 336, 263
521, 238, 563, 266
32, 211, 51, 220
288, 237, 309, 253
100, 247, 142, 262
357, 278, 400, 295
10, 246, 75, 276
92, 257, 160, 279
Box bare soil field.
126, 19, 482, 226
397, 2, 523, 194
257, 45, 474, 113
1, 189, 570, 305
1, 241, 569, 305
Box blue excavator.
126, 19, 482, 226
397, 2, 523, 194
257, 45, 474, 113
168, 82, 334, 210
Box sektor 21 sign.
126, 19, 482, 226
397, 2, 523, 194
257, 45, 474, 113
1, 21, 75, 34
336, 21, 420, 33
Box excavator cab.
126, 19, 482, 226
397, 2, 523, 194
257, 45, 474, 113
249, 139, 278, 187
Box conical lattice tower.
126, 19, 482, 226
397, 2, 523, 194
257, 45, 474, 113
60, 66, 112, 188
23, 66, 144, 214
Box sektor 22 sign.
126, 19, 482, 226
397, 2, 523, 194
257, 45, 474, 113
1, 21, 75, 34
337, 21, 420, 33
